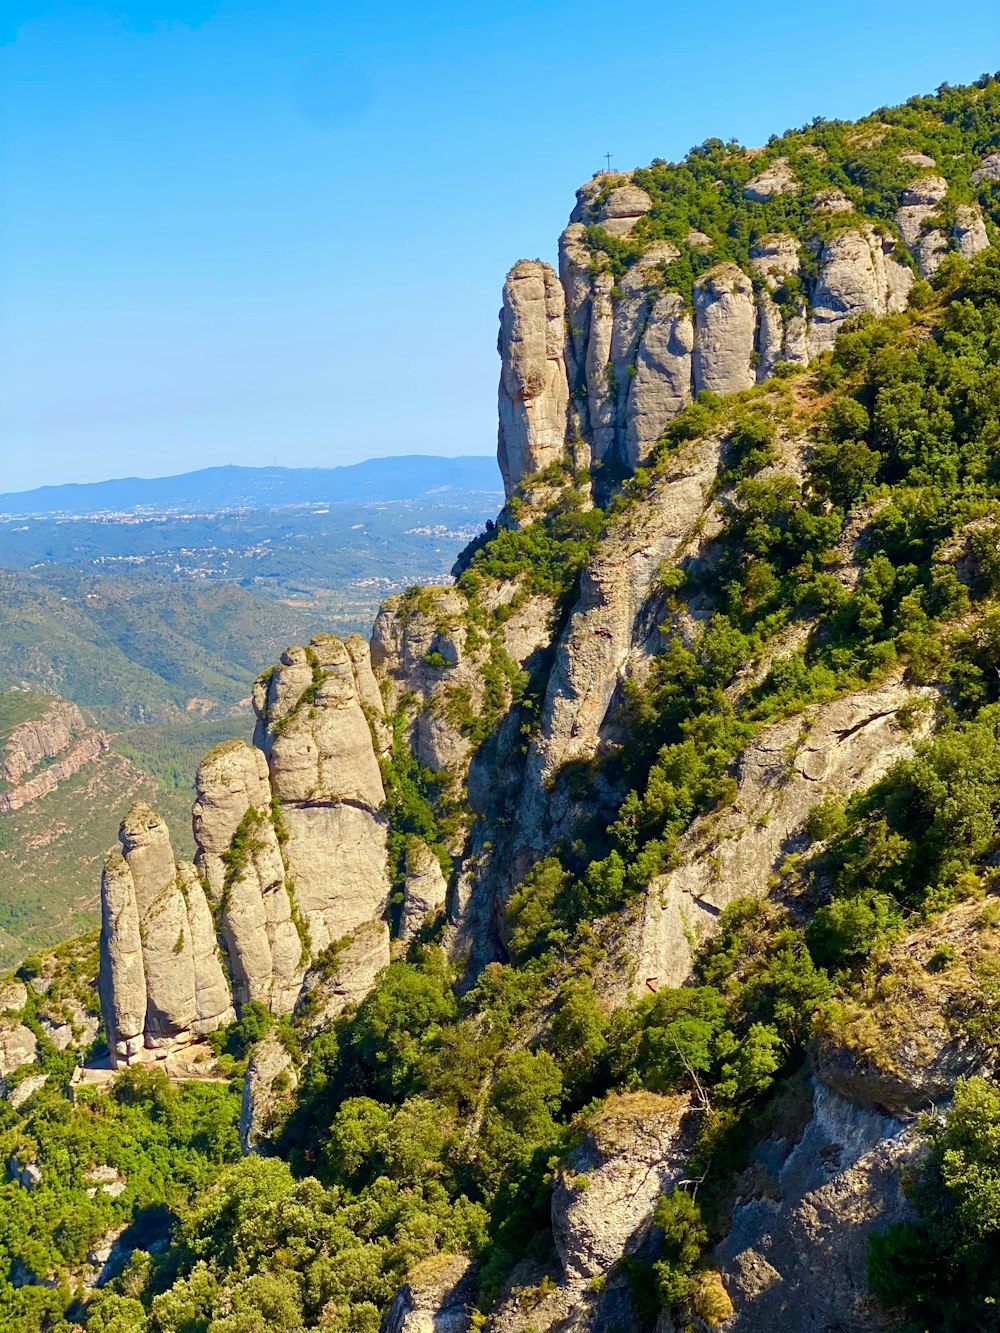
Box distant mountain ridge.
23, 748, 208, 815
0, 455, 501, 517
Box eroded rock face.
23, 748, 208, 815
498, 260, 570, 498
295, 919, 390, 1036
512, 435, 724, 870
98, 850, 146, 1065
552, 1092, 694, 1282
954, 204, 991, 259
401, 839, 448, 943
100, 802, 239, 1065
255, 635, 390, 955
692, 264, 756, 396
0, 1024, 37, 1079
718, 1080, 916, 1333
749, 233, 808, 377
816, 897, 999, 1116
194, 739, 302, 1013
119, 803, 198, 1045
743, 157, 798, 202
808, 226, 913, 357
972, 152, 1000, 184
570, 179, 653, 237
628, 677, 937, 995
384, 1255, 474, 1333
625, 289, 694, 467
240, 1027, 297, 1153
175, 863, 235, 1034
0, 699, 109, 812
894, 173, 949, 275
1, 700, 87, 787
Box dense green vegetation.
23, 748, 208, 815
586, 73, 1000, 298
0, 1069, 242, 1332
867, 1076, 1000, 1330
7, 74, 1000, 1333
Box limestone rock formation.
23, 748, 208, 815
175, 862, 235, 1033
570, 179, 653, 237
118, 802, 199, 1045
816, 898, 998, 1116
497, 261, 570, 497
240, 1027, 297, 1153
400, 839, 448, 943
0, 699, 109, 812
894, 172, 949, 275
628, 677, 937, 995
552, 1093, 694, 1282
972, 151, 1000, 183
254, 634, 390, 955
718, 1080, 916, 1333
100, 803, 237, 1065
0, 1023, 37, 1079
513, 435, 724, 869
623, 286, 694, 468
1, 700, 87, 787
384, 1256, 474, 1333
692, 264, 756, 396
295, 919, 390, 1035
98, 849, 147, 1066
743, 157, 797, 201
954, 203, 990, 259
749, 233, 808, 377
813, 188, 854, 213
194, 739, 302, 1012
808, 226, 913, 357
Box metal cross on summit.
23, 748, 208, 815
604, 151, 613, 172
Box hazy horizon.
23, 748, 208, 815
4, 0, 1000, 492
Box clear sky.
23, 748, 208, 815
2, 1, 1000, 493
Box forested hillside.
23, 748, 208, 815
2, 74, 1000, 1333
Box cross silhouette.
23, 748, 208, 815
604, 151, 613, 172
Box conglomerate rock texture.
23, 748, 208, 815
496, 155, 992, 493
99, 634, 392, 1065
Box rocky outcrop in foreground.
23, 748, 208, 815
98, 634, 392, 1067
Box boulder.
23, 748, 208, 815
552, 1092, 694, 1282
400, 839, 449, 943
240, 1028, 297, 1153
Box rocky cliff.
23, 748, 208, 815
498, 143, 993, 493
99, 633, 392, 1065
0, 698, 109, 813
75, 77, 1000, 1333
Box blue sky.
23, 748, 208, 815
2, 1, 1000, 492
